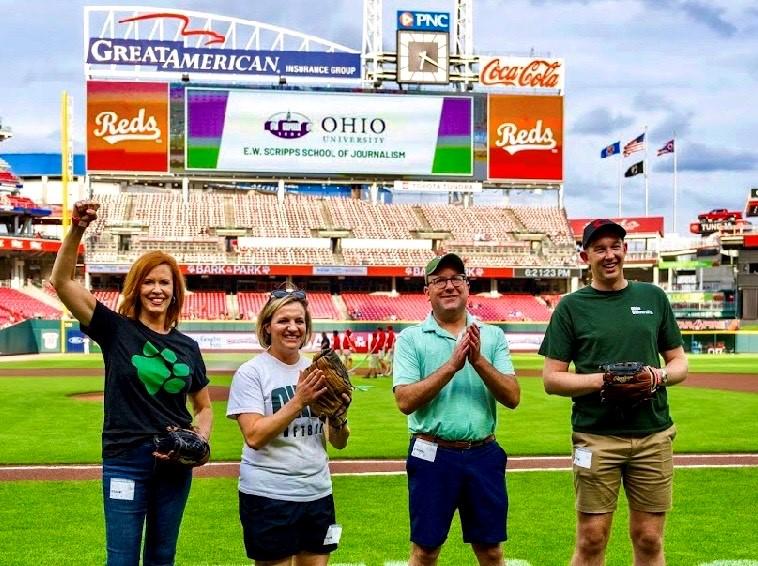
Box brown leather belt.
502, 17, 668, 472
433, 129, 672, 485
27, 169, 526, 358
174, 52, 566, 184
414, 433, 496, 450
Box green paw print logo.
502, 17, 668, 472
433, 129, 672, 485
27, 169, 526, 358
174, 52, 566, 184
131, 341, 191, 395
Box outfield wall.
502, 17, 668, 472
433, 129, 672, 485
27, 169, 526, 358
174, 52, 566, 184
3, 320, 758, 356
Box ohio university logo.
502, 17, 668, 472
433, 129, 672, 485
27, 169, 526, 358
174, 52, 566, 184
494, 120, 557, 155
92, 108, 162, 144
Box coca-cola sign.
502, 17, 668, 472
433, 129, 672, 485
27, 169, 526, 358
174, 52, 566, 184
87, 81, 169, 172
487, 94, 563, 182
479, 56, 564, 91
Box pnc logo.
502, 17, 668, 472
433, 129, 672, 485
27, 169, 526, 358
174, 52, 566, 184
93, 108, 162, 144
398, 12, 414, 27
494, 119, 557, 155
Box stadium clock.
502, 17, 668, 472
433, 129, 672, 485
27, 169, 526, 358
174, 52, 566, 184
515, 267, 577, 278
396, 30, 449, 84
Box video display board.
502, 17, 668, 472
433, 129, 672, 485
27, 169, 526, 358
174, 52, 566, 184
185, 89, 473, 177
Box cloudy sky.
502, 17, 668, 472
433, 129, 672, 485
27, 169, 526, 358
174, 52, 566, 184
1, 0, 756, 235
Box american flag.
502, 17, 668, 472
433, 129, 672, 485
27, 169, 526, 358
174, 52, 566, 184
657, 139, 675, 156
623, 133, 645, 157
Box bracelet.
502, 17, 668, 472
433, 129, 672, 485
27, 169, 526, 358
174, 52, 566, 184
71, 216, 89, 228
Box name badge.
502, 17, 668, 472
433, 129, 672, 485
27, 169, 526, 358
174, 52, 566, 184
573, 447, 592, 469
323, 523, 342, 545
411, 438, 438, 463
109, 478, 135, 501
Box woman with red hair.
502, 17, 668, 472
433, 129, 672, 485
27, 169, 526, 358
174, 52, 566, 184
50, 201, 212, 566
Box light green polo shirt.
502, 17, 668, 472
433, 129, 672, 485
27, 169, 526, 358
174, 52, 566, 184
393, 313, 514, 440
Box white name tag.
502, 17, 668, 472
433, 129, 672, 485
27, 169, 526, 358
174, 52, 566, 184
323, 523, 342, 545
109, 478, 135, 501
411, 438, 438, 463
573, 447, 592, 469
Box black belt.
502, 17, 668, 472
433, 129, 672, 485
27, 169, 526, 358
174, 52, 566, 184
414, 433, 496, 450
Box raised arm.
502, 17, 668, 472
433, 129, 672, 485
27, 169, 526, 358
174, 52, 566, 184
49, 202, 100, 326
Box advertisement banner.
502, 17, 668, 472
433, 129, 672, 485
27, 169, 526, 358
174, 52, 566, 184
487, 94, 563, 182
569, 216, 665, 237
87, 81, 169, 172
479, 56, 564, 91
87, 38, 360, 80
186, 89, 473, 176
393, 180, 482, 193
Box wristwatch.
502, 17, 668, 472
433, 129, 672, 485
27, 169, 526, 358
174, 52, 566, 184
659, 368, 669, 387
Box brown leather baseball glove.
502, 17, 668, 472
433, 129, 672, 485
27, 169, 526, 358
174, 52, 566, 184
599, 361, 658, 407
306, 349, 352, 428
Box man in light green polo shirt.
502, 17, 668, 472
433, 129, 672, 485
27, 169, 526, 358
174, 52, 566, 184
393, 253, 520, 566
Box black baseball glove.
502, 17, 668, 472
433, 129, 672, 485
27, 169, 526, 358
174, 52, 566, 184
153, 428, 210, 467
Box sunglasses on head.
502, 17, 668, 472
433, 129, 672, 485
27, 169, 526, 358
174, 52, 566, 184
270, 289, 307, 300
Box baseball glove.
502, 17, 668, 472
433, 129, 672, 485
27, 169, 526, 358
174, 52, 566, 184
153, 428, 210, 467
599, 361, 658, 407
306, 349, 352, 428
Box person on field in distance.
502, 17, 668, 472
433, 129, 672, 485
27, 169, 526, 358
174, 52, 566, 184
539, 219, 688, 566
342, 328, 354, 370
331, 329, 342, 358
383, 324, 396, 377
392, 253, 520, 566
319, 331, 331, 353
226, 287, 350, 566
366, 327, 381, 379
50, 201, 213, 566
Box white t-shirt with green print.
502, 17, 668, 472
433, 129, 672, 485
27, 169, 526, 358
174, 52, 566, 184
227, 351, 332, 501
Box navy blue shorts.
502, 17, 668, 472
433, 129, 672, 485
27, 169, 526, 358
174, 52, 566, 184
239, 492, 337, 561
406, 437, 508, 548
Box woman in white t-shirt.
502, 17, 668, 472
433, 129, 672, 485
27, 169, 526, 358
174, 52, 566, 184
227, 288, 350, 565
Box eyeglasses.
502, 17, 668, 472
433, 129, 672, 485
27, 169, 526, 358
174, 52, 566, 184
427, 275, 467, 289
270, 289, 307, 300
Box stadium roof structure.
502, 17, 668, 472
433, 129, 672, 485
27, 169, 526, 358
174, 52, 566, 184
0, 153, 86, 177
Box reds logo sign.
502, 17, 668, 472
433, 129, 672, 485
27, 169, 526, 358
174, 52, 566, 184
93, 109, 162, 144
494, 120, 557, 155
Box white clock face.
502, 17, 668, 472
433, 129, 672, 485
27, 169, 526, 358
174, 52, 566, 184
396, 31, 449, 84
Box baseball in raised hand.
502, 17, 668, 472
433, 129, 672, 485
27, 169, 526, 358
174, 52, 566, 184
72, 200, 100, 228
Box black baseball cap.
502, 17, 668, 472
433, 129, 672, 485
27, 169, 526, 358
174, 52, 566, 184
582, 219, 626, 249
424, 253, 465, 283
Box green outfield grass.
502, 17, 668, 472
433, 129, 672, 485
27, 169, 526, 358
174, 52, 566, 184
0, 469, 755, 565
4, 351, 758, 373
1, 369, 756, 464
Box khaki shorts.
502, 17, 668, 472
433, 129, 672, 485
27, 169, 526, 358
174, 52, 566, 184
572, 425, 677, 513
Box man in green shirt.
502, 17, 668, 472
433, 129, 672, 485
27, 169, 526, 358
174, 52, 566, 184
539, 219, 688, 566
393, 253, 520, 566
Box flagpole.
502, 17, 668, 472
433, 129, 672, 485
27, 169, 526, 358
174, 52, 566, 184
673, 132, 678, 233
617, 153, 622, 216
644, 125, 649, 216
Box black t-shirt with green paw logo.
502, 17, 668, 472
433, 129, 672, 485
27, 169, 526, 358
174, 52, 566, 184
83, 301, 209, 457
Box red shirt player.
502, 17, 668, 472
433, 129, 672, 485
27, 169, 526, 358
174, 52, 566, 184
376, 327, 387, 353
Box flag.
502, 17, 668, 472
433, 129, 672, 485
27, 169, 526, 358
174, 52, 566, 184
624, 161, 644, 177
657, 139, 675, 156
623, 133, 645, 156
600, 142, 621, 158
